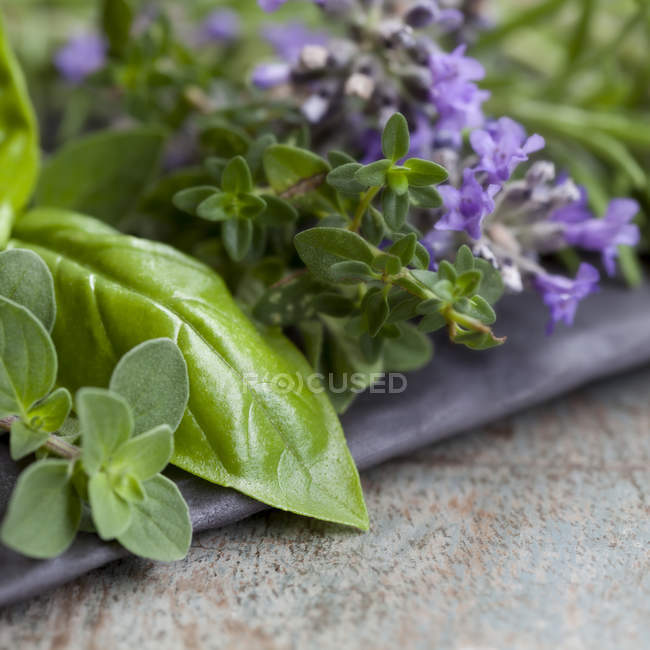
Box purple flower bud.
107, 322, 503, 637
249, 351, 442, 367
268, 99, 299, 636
54, 33, 106, 84
199, 9, 240, 43
262, 22, 329, 63
554, 198, 640, 276
534, 263, 600, 334
470, 117, 545, 184
259, 0, 288, 11
435, 169, 499, 240
251, 62, 291, 88
429, 46, 489, 145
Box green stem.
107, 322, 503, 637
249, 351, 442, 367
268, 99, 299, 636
0, 415, 80, 460
349, 186, 380, 233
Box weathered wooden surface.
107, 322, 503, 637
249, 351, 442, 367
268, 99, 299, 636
0, 367, 648, 650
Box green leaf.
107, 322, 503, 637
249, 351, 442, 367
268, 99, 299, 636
35, 128, 166, 225
10, 419, 50, 460
412, 242, 430, 270
364, 290, 389, 337
238, 194, 267, 220
88, 472, 132, 540
404, 158, 448, 186
329, 260, 376, 284
172, 186, 218, 216
387, 169, 409, 195
12, 209, 368, 530
0, 295, 56, 418
456, 270, 482, 296
0, 459, 81, 559
382, 188, 409, 230
355, 160, 392, 188
77, 388, 134, 475
418, 311, 446, 334
454, 245, 475, 273
475, 259, 505, 304
221, 156, 253, 194
113, 473, 145, 504
200, 121, 251, 158
327, 163, 365, 195
253, 274, 322, 327
327, 150, 356, 167
294, 227, 375, 284
408, 186, 442, 209
262, 145, 334, 210
361, 207, 385, 246
382, 113, 410, 161
0, 248, 56, 332
222, 218, 253, 261
258, 195, 298, 226
117, 474, 191, 561
196, 191, 235, 222
438, 260, 457, 283
0, 12, 39, 242
101, 0, 134, 58
110, 338, 189, 435
27, 387, 72, 433
382, 322, 433, 372
388, 234, 417, 266
315, 293, 355, 318
372, 252, 402, 276
111, 424, 174, 480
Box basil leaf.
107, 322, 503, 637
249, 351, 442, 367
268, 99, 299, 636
12, 209, 369, 530
0, 248, 56, 332
9, 419, 50, 461
109, 338, 189, 435
88, 472, 133, 540
0, 459, 81, 559
0, 13, 39, 241
77, 388, 134, 475
35, 128, 166, 225
117, 474, 191, 562
0, 295, 57, 417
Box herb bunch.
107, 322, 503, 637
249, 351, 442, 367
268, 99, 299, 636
0, 249, 192, 560
172, 112, 505, 411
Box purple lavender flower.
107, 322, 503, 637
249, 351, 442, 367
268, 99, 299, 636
555, 198, 640, 276
259, 0, 288, 11
251, 62, 291, 88
54, 33, 106, 84
534, 263, 600, 333
199, 9, 240, 43
429, 45, 489, 144
262, 22, 328, 63
435, 169, 499, 240
470, 117, 545, 184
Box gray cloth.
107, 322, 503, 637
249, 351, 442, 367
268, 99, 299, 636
2, 285, 650, 607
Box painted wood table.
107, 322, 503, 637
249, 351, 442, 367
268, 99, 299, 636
0, 366, 648, 650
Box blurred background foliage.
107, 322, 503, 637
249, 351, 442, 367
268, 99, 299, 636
5, 0, 650, 269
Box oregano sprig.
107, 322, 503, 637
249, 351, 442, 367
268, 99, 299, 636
0, 249, 192, 561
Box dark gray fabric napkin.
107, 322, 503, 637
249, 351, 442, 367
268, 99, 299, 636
2, 284, 650, 607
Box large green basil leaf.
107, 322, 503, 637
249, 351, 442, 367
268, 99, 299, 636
11, 208, 368, 530
0, 12, 39, 243
34, 128, 166, 226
